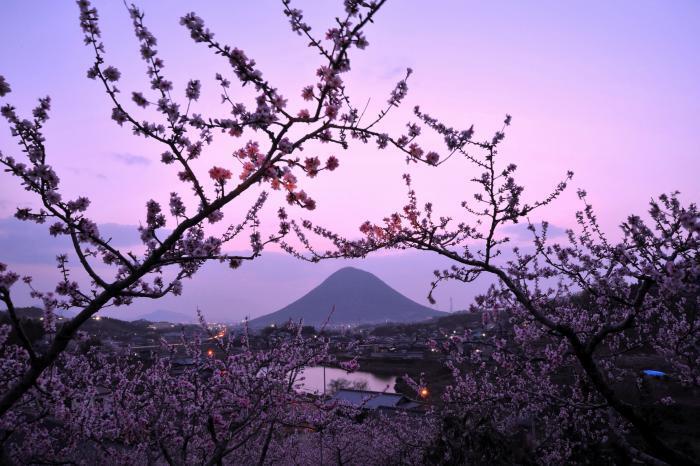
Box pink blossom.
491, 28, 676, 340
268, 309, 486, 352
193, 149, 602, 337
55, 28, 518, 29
325, 155, 339, 171
208, 166, 232, 183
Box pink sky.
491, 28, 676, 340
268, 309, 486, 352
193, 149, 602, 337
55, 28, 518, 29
1, 1, 698, 320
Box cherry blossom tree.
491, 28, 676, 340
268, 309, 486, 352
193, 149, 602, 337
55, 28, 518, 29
3, 0, 697, 464
293, 107, 700, 463
0, 312, 432, 464
0, 0, 393, 415
0, 0, 440, 462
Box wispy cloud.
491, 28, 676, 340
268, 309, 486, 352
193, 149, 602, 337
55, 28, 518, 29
111, 152, 151, 166
0, 218, 145, 264
380, 65, 409, 80
65, 167, 112, 180
501, 222, 567, 242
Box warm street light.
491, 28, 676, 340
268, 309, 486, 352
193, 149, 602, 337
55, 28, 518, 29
419, 387, 429, 399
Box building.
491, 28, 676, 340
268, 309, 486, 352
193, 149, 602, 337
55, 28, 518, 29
331, 389, 424, 413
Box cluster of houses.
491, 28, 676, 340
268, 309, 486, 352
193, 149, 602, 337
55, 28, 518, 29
51, 311, 509, 416
84, 312, 499, 373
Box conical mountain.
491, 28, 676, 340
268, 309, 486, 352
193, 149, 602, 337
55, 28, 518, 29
249, 267, 446, 327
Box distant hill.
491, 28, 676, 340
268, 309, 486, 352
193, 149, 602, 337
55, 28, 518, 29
249, 267, 446, 328
0, 306, 75, 319
0, 306, 194, 325
0, 306, 44, 319
136, 310, 194, 323
0, 307, 152, 337
367, 309, 485, 336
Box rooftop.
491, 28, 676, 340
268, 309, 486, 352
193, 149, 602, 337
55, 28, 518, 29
332, 388, 423, 411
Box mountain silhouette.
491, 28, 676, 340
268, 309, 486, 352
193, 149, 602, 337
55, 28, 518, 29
249, 267, 446, 327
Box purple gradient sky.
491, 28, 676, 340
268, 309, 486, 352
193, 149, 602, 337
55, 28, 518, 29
1, 1, 698, 321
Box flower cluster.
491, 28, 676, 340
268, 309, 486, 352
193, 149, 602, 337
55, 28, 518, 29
208, 166, 232, 183
0, 263, 19, 291
388, 68, 411, 107
0, 75, 11, 97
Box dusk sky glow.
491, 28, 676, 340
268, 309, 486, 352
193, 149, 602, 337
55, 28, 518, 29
1, 1, 698, 320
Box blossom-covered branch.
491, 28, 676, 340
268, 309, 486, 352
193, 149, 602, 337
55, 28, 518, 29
290, 106, 699, 463
0, 0, 401, 426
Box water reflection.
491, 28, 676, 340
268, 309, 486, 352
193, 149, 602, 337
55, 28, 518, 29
299, 366, 397, 394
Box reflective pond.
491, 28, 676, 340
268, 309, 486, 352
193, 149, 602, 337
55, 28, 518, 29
299, 366, 397, 394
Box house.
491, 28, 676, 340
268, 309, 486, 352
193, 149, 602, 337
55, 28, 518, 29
331, 389, 424, 413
